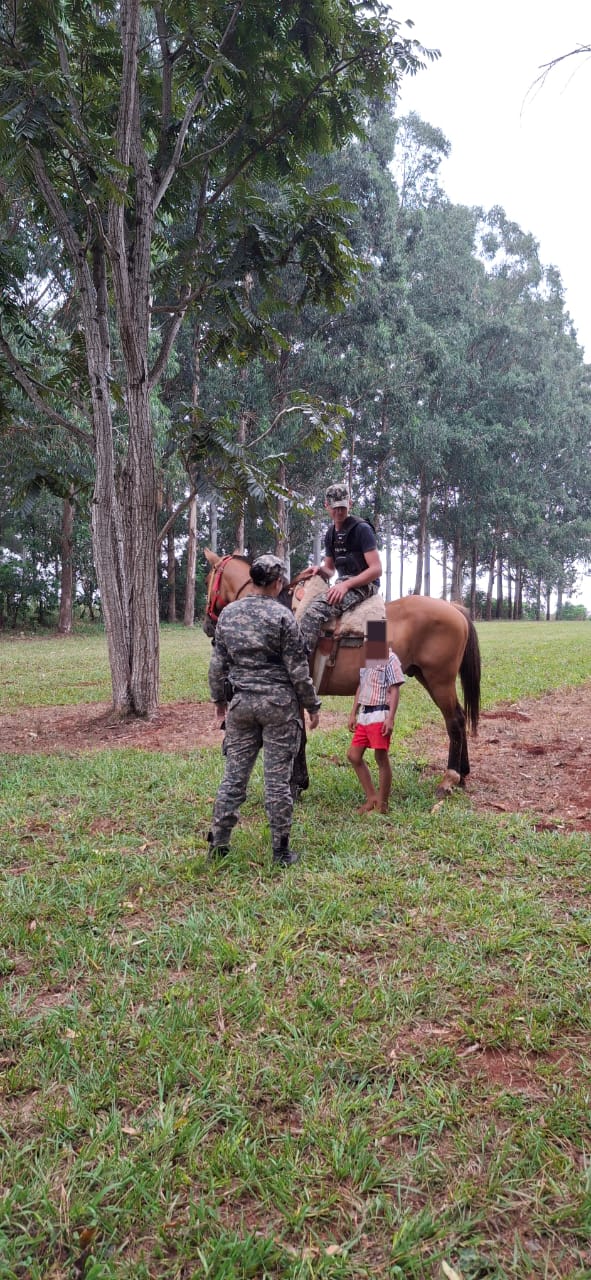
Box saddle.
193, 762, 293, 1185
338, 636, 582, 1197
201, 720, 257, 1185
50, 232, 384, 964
292, 575, 386, 668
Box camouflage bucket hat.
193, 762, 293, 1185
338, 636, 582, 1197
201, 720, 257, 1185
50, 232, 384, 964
250, 554, 287, 585
325, 482, 350, 508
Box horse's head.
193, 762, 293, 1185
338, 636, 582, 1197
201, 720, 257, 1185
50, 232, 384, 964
203, 549, 254, 636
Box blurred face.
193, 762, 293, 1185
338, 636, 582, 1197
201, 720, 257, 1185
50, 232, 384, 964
326, 502, 349, 521
364, 621, 387, 666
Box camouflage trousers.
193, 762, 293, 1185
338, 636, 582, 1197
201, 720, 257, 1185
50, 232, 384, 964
211, 692, 302, 848
298, 582, 378, 654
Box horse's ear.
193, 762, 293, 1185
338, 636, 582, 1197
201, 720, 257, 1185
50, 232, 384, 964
204, 548, 220, 567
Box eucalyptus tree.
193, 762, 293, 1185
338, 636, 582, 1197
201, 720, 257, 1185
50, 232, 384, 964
0, 0, 425, 716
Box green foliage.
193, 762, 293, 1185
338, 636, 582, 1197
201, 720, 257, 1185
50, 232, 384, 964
560, 601, 589, 621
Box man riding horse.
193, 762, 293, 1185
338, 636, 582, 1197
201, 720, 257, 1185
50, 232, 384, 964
298, 483, 382, 689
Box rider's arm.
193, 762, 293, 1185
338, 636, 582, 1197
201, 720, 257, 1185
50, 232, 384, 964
327, 547, 382, 604
312, 554, 335, 578
345, 547, 382, 589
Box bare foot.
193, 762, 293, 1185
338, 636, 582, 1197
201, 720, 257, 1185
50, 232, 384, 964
357, 798, 377, 813
375, 802, 389, 814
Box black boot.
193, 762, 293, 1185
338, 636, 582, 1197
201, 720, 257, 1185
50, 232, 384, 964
272, 837, 301, 868
207, 831, 230, 861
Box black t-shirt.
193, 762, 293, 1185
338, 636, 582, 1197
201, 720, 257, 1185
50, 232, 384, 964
325, 516, 379, 585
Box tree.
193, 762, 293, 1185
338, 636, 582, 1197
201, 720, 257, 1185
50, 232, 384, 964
0, 0, 427, 715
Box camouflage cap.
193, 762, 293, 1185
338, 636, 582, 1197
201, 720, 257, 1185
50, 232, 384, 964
250, 554, 287, 585
325, 482, 350, 508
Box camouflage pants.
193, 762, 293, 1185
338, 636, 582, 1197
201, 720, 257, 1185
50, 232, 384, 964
211, 692, 302, 848
298, 582, 378, 653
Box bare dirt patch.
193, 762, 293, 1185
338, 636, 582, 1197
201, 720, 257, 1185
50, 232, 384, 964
1, 684, 591, 830
413, 682, 591, 832
0, 700, 344, 755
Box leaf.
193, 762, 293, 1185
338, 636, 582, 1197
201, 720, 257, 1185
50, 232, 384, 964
441, 1263, 464, 1280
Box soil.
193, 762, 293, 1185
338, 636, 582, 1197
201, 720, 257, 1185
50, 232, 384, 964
1, 684, 591, 832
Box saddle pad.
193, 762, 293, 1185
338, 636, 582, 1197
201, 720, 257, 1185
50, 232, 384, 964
335, 593, 385, 638
292, 574, 327, 622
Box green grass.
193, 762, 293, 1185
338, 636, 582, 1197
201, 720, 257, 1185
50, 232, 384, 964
1, 622, 591, 1278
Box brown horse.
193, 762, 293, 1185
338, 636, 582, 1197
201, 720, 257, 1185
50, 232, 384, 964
203, 549, 481, 793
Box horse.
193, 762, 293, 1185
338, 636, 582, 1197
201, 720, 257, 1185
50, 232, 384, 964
203, 549, 481, 795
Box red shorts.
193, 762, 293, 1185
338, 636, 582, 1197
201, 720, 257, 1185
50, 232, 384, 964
351, 721, 391, 751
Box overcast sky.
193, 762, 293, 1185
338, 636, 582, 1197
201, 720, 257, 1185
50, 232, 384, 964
396, 0, 590, 359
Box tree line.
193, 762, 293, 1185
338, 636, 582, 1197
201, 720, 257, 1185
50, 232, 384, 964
1, 3, 590, 718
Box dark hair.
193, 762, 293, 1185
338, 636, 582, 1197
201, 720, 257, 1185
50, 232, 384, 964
250, 562, 283, 587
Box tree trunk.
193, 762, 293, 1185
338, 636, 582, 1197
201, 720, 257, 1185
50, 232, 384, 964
469, 544, 477, 619
556, 579, 564, 620
276, 459, 290, 575
183, 495, 197, 626
496, 553, 503, 619
57, 494, 75, 635
441, 541, 448, 601
535, 573, 542, 621
485, 543, 496, 620
399, 519, 404, 598
450, 534, 463, 603
274, 353, 290, 572
313, 524, 323, 567
234, 413, 247, 552
121, 379, 160, 715
209, 500, 218, 554
167, 522, 176, 623
184, 324, 201, 624
506, 564, 512, 618
423, 519, 431, 597
384, 511, 392, 602
414, 481, 430, 595
515, 565, 523, 619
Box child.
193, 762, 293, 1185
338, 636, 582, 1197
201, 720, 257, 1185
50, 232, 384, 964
347, 646, 405, 814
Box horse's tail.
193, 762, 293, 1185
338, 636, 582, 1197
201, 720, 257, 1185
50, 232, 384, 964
458, 613, 481, 735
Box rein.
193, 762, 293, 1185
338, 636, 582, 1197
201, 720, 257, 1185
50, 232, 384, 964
206, 555, 252, 625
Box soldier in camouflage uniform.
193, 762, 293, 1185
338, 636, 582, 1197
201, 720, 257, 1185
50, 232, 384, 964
298, 482, 383, 659
208, 554, 321, 868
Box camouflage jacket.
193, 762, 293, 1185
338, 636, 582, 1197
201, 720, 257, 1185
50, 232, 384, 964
209, 596, 321, 714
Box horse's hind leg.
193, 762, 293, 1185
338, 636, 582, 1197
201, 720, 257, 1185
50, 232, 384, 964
416, 672, 469, 794
446, 701, 469, 780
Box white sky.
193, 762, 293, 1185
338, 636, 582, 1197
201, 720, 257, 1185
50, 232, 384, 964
396, 0, 591, 359
394, 1, 591, 608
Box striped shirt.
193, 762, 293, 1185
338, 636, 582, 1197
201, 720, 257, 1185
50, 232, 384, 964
357, 651, 405, 724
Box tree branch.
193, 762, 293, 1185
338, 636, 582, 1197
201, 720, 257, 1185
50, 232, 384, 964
206, 53, 366, 208
0, 330, 94, 447
157, 488, 197, 546
152, 0, 244, 212
149, 171, 209, 389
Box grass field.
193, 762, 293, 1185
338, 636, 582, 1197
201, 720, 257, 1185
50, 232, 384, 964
1, 623, 591, 1279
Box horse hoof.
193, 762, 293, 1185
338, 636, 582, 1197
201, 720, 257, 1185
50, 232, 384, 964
435, 770, 461, 799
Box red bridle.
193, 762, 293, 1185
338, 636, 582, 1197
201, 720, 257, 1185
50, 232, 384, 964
206, 555, 253, 625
